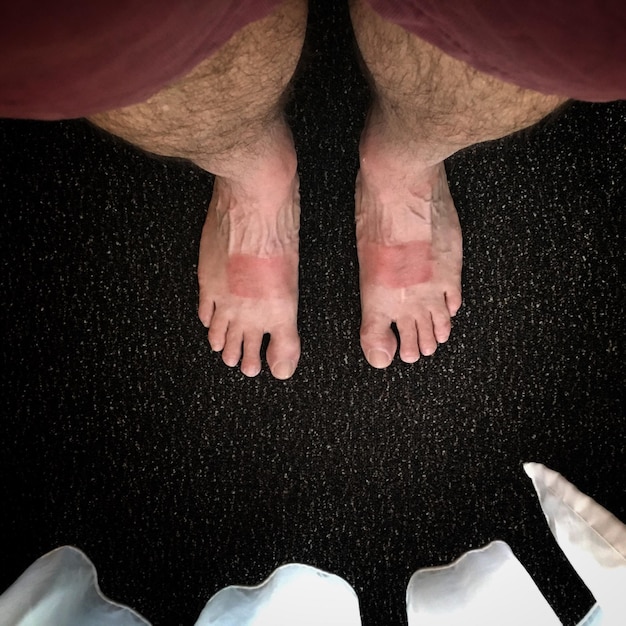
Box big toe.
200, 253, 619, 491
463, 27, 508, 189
267, 326, 301, 380
361, 314, 397, 368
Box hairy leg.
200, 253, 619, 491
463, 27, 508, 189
90, 0, 307, 379
350, 0, 567, 368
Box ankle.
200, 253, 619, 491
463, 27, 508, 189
362, 100, 463, 167
359, 129, 442, 191
200, 118, 298, 187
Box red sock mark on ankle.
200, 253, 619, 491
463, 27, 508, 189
227, 254, 297, 299
360, 241, 432, 288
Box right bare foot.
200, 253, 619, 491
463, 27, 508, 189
355, 118, 463, 368
197, 123, 301, 379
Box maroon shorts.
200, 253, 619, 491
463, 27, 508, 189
1, 1, 624, 120
0, 0, 281, 119
368, 0, 626, 102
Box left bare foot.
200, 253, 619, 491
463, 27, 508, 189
355, 125, 463, 368
197, 121, 301, 379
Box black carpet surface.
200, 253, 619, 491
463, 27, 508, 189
1, 3, 625, 625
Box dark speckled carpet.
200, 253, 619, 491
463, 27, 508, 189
1, 2, 625, 625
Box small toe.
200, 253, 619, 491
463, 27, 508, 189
396, 317, 420, 363
198, 296, 215, 329
416, 312, 438, 356
207, 314, 228, 352
432, 308, 452, 344
221, 327, 243, 368
241, 331, 263, 377
446, 288, 463, 317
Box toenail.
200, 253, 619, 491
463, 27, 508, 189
367, 349, 392, 369
209, 340, 224, 352
402, 353, 420, 364
242, 365, 261, 378
272, 360, 296, 380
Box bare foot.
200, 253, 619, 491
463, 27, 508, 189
355, 128, 463, 368
197, 123, 301, 379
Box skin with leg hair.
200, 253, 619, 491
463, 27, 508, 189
349, 0, 567, 368
90, 0, 307, 379
90, 0, 567, 376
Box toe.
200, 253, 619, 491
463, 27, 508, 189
361, 312, 397, 368
241, 330, 263, 377
432, 307, 452, 344
207, 313, 228, 352
221, 327, 243, 368
267, 325, 301, 380
198, 297, 215, 329
396, 317, 420, 363
446, 288, 463, 317
416, 311, 438, 356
